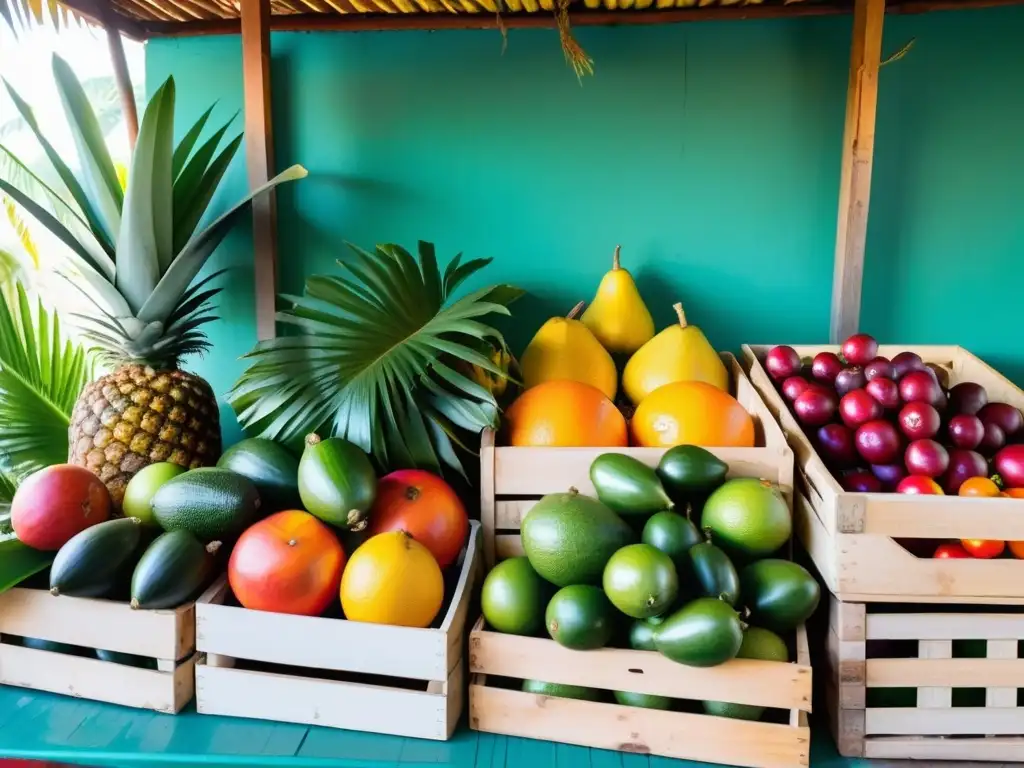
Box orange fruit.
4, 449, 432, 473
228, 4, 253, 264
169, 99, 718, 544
229, 511, 346, 616
504, 380, 627, 447
959, 477, 1001, 497
961, 539, 1006, 559
1008, 541, 1024, 559
341, 531, 444, 627
630, 381, 755, 449
1003, 489, 1024, 499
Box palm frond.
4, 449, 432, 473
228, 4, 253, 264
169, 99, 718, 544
0, 0, 84, 34
230, 241, 523, 476
0, 469, 16, 504
0, 281, 92, 478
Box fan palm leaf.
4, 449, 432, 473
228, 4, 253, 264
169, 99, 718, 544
0, 281, 92, 479
230, 241, 523, 476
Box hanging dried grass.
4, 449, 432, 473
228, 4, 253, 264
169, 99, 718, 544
555, 0, 593, 80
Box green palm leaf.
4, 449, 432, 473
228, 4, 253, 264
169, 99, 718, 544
0, 281, 92, 478
0, 469, 16, 503
230, 241, 523, 476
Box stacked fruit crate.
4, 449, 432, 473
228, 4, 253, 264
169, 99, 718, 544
470, 356, 815, 768
744, 343, 1024, 761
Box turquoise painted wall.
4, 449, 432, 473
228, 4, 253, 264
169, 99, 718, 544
147, 7, 1024, 443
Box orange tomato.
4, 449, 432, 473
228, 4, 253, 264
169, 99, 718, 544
1008, 541, 1024, 559
630, 381, 755, 449
341, 531, 444, 627
959, 477, 1002, 497
504, 380, 627, 447
934, 542, 970, 558
229, 511, 346, 616
961, 539, 1006, 559
1002, 488, 1024, 499
367, 469, 469, 569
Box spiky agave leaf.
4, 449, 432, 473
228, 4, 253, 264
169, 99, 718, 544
230, 241, 523, 476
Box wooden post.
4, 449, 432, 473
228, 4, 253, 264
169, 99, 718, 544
101, 9, 138, 150
829, 0, 884, 343
241, 0, 278, 341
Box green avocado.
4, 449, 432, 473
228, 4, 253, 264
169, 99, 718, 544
217, 438, 301, 512
654, 597, 744, 668
546, 585, 615, 650
740, 559, 820, 632
702, 627, 788, 720
603, 543, 678, 619
151, 468, 261, 541
522, 679, 604, 701
521, 489, 634, 587
657, 445, 728, 504
614, 690, 674, 710
687, 541, 741, 607
628, 616, 666, 651
641, 510, 702, 572
590, 453, 674, 516
481, 556, 552, 636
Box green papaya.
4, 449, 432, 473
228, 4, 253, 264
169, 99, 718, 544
628, 616, 665, 651
590, 453, 673, 516
131, 530, 222, 610
298, 434, 377, 530
657, 445, 728, 503
654, 597, 744, 667
49, 518, 143, 598
218, 438, 301, 512
688, 541, 740, 606
740, 559, 820, 632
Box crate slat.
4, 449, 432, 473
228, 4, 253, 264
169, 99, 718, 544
864, 737, 1024, 761
743, 343, 1024, 604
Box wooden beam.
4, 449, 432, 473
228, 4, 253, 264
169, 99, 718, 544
241, 0, 278, 342
829, 0, 884, 343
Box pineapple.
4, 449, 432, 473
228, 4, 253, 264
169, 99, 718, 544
0, 55, 305, 504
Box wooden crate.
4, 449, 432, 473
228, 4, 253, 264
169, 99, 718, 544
193, 521, 480, 740
827, 594, 1024, 761
0, 587, 196, 713
481, 351, 794, 568
469, 620, 812, 768
743, 344, 1024, 605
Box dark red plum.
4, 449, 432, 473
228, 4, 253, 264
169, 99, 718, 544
766, 345, 802, 381
794, 388, 838, 427
834, 367, 867, 397
842, 334, 879, 367
905, 439, 949, 479
994, 445, 1024, 489
948, 414, 984, 450
841, 470, 883, 493
899, 371, 945, 408
942, 449, 988, 494
855, 420, 902, 465
840, 389, 883, 429
782, 376, 812, 402
812, 352, 845, 384
871, 463, 908, 490
891, 351, 926, 380
978, 403, 1023, 439
926, 364, 950, 390
978, 422, 1007, 457
817, 423, 858, 468
898, 402, 941, 441
866, 377, 900, 410
864, 357, 894, 382
948, 382, 988, 416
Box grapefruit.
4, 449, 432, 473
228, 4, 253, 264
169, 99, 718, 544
341, 531, 444, 627
367, 469, 468, 569
481, 557, 551, 636
11, 465, 111, 551
229, 510, 346, 616
701, 478, 792, 559
602, 543, 678, 619
504, 380, 627, 447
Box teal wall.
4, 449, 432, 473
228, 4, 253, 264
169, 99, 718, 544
147, 7, 1024, 444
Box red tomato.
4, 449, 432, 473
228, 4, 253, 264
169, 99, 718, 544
367, 469, 469, 569
934, 542, 971, 559
961, 539, 1006, 559
896, 476, 944, 495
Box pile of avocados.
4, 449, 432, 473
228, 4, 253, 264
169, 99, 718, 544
481, 445, 821, 720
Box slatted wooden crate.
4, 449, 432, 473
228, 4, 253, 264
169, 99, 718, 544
193, 522, 480, 740
480, 352, 793, 568
0, 587, 196, 713
744, 345, 1024, 605
827, 593, 1024, 761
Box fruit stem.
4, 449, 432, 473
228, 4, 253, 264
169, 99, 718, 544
130, 598, 140, 610
305, 433, 322, 447
568, 486, 580, 496
684, 503, 693, 521
612, 245, 621, 271
206, 541, 223, 555
702, 526, 713, 544
673, 303, 688, 329
49, 587, 59, 596
993, 474, 1005, 490
566, 301, 586, 320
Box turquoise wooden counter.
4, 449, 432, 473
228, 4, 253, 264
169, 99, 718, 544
0, 688, 863, 768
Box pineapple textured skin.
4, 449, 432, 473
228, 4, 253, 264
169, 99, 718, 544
69, 365, 222, 507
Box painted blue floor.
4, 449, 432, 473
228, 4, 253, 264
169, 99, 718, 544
0, 687, 863, 768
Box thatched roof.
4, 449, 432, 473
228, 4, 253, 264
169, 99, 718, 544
71, 0, 1015, 40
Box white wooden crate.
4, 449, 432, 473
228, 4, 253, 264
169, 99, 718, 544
0, 587, 196, 713
194, 521, 480, 740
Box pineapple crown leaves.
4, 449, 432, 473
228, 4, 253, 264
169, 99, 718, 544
0, 54, 307, 368
0, 281, 93, 479
229, 241, 524, 477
